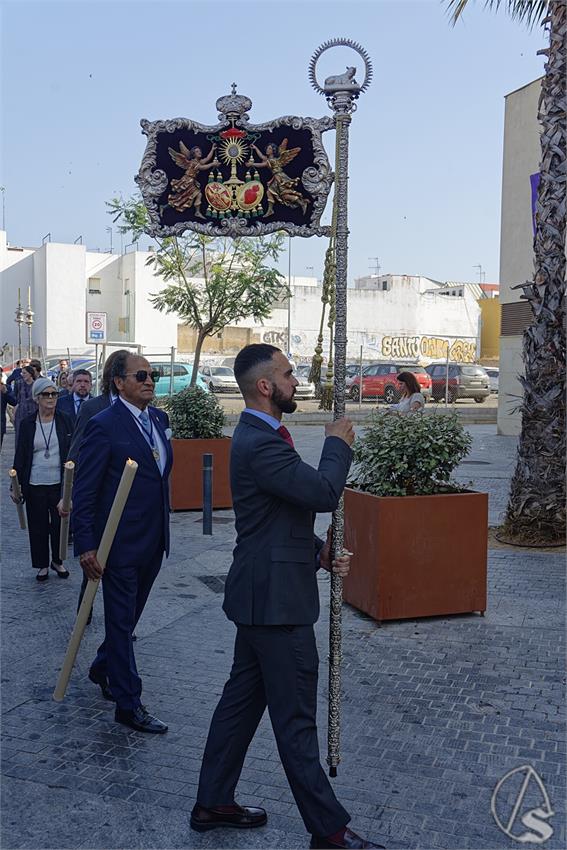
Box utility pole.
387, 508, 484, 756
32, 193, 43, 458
287, 236, 292, 356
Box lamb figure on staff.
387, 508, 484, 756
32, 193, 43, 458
323, 66, 359, 92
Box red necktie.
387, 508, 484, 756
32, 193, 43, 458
277, 424, 294, 448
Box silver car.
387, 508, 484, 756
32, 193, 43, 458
294, 374, 315, 399
485, 367, 499, 393
200, 365, 240, 393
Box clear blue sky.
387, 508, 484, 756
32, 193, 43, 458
1, 0, 544, 285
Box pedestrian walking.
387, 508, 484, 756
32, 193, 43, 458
10, 378, 73, 581
1, 367, 17, 447
13, 365, 39, 444
72, 352, 172, 733
191, 344, 381, 850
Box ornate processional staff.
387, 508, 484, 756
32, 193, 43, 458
309, 39, 372, 777
135, 38, 372, 777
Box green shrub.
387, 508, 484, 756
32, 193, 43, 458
164, 386, 225, 439
349, 411, 472, 497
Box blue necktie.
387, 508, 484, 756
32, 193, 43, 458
138, 409, 153, 444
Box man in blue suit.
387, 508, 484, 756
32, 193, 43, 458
73, 352, 173, 733
192, 345, 381, 849
56, 369, 93, 422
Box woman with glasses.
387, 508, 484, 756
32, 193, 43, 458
11, 378, 74, 581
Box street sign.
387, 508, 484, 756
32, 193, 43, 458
86, 311, 107, 344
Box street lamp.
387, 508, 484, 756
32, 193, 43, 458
24, 287, 34, 359
14, 288, 24, 361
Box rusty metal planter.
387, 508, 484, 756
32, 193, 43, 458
170, 438, 232, 511
343, 487, 487, 622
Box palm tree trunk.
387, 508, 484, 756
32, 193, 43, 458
504, 1, 566, 543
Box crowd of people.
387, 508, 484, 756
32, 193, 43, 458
2, 346, 385, 849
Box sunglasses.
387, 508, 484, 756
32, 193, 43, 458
121, 370, 161, 383
39, 391, 58, 399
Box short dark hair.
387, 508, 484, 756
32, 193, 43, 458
72, 368, 91, 381
23, 365, 36, 378
397, 371, 421, 395
29, 359, 42, 373
234, 344, 280, 395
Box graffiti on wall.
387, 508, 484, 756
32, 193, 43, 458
381, 335, 476, 363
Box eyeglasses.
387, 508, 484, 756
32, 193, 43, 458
39, 392, 58, 399
121, 370, 161, 383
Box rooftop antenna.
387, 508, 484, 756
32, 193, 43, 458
473, 263, 485, 284
368, 256, 381, 276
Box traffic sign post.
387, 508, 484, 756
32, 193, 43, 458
86, 312, 107, 345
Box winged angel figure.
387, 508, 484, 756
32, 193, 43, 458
165, 141, 217, 218
249, 139, 310, 217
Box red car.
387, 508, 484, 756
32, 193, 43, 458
350, 363, 431, 403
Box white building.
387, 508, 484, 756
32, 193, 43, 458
0, 232, 480, 365
498, 77, 542, 435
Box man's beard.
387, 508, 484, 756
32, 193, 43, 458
271, 382, 297, 414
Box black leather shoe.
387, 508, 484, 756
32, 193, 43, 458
88, 668, 115, 701
50, 561, 69, 578
190, 803, 267, 832
310, 828, 385, 849
115, 705, 168, 734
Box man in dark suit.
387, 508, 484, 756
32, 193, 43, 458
56, 369, 93, 422
72, 352, 172, 733
68, 350, 129, 619
191, 344, 381, 849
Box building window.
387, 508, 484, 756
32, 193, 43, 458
88, 276, 101, 294
382, 281, 389, 291
124, 277, 130, 295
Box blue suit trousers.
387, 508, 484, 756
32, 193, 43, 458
91, 545, 163, 709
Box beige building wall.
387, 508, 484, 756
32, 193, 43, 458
498, 78, 542, 434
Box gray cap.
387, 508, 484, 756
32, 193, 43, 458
32, 377, 56, 399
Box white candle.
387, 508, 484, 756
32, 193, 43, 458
58, 461, 75, 561
53, 458, 138, 701
8, 469, 26, 530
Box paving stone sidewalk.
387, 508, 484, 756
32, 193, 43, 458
1, 426, 565, 850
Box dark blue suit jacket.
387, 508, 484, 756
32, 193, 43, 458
72, 399, 173, 568
223, 412, 353, 626
56, 392, 92, 424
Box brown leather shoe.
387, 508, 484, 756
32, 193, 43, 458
310, 827, 385, 849
190, 803, 267, 832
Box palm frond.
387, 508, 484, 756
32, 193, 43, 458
446, 0, 550, 28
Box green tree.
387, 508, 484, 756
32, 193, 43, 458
108, 195, 287, 385
447, 0, 566, 543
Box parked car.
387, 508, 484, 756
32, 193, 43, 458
294, 374, 316, 399
345, 363, 364, 389
350, 363, 432, 403
425, 363, 490, 403
295, 364, 312, 379
200, 365, 240, 393
485, 367, 499, 393
149, 361, 209, 396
